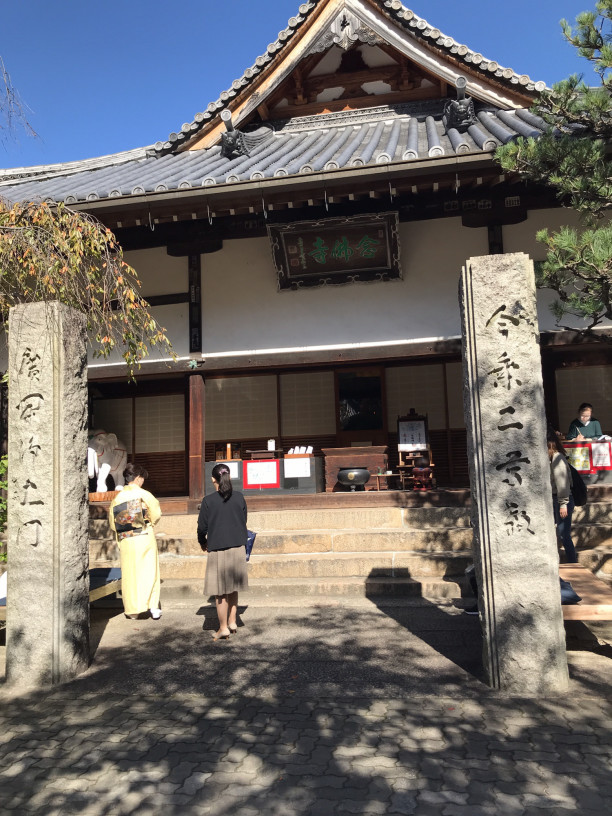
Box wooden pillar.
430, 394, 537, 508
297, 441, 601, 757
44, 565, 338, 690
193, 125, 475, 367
189, 374, 206, 500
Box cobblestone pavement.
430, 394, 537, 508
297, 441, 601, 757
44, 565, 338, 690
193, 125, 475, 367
0, 600, 611, 815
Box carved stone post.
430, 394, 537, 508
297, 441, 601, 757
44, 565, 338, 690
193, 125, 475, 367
459, 253, 569, 693
7, 301, 89, 687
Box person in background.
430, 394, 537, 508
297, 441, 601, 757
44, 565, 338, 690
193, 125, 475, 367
548, 429, 579, 563
566, 403, 602, 440
108, 464, 162, 619
197, 463, 249, 641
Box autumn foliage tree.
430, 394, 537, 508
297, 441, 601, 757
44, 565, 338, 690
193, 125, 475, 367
0, 199, 174, 373
496, 1, 612, 339
1, 58, 172, 373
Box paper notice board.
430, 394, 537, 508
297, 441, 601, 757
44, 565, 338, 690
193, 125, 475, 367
243, 459, 280, 489
283, 457, 311, 479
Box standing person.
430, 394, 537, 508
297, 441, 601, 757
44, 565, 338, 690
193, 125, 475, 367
197, 463, 249, 640
567, 403, 603, 440
108, 463, 162, 619
548, 430, 579, 563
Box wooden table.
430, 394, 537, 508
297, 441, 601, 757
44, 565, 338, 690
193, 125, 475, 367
560, 563, 612, 620
373, 473, 401, 490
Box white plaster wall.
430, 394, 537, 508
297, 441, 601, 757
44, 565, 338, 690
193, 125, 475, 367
201, 218, 488, 354
85, 247, 189, 367
78, 205, 595, 371
502, 208, 586, 332
85, 303, 189, 367
124, 248, 188, 296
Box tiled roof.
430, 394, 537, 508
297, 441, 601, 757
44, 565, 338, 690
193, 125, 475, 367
151, 0, 546, 156
0, 102, 546, 206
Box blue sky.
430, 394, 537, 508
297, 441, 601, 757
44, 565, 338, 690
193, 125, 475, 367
0, 0, 591, 169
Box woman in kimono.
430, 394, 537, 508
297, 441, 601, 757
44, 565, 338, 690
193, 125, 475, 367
197, 463, 249, 640
108, 463, 162, 619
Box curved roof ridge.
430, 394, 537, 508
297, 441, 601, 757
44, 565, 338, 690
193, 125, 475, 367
0, 145, 152, 186
152, 0, 546, 156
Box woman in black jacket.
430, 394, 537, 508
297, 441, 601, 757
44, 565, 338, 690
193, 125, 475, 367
197, 463, 249, 640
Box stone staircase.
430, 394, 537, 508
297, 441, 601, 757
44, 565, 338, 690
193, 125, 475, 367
89, 491, 612, 606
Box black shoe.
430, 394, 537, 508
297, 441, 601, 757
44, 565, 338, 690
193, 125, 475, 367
464, 604, 479, 616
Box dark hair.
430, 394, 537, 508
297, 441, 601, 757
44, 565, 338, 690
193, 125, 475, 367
546, 427, 566, 460
416, 456, 429, 469
123, 463, 149, 483
212, 463, 232, 502
578, 403, 593, 414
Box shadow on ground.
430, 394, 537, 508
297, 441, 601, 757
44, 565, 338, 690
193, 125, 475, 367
0, 598, 611, 815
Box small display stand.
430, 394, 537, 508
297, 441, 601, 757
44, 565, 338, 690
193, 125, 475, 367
397, 410, 435, 490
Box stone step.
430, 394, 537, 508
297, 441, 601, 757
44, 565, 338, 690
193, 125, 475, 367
573, 503, 612, 523
89, 520, 612, 565
577, 545, 612, 576
573, 524, 612, 549
152, 551, 471, 580
157, 575, 466, 602
89, 505, 475, 538
90, 550, 472, 581
89, 527, 475, 562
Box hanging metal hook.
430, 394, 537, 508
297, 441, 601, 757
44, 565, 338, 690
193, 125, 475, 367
207, 203, 213, 226
147, 202, 155, 232
386, 168, 394, 203
261, 192, 268, 219
324, 187, 329, 212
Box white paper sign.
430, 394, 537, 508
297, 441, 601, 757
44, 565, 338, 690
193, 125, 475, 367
284, 457, 311, 479
398, 420, 427, 451
246, 460, 277, 484
591, 441, 612, 468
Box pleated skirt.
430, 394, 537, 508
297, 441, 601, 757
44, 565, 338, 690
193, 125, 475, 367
204, 545, 249, 596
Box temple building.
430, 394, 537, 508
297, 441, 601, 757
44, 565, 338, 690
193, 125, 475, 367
2, 0, 611, 500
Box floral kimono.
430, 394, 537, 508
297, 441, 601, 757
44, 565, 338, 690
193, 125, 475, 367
108, 483, 162, 616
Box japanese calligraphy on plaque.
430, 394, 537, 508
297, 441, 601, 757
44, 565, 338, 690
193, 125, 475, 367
267, 212, 401, 290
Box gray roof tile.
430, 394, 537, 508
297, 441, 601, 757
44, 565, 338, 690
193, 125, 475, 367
0, 101, 545, 206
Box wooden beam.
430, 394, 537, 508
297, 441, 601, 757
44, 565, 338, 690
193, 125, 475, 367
188, 254, 202, 353
188, 374, 206, 501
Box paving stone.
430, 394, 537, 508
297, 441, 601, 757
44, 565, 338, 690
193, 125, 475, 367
388, 791, 418, 813
418, 790, 469, 805
489, 792, 525, 815
522, 793, 577, 808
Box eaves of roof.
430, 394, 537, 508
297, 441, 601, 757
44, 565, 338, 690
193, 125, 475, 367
152, 0, 546, 156
0, 102, 547, 209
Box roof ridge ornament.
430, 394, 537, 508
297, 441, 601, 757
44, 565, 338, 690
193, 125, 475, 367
220, 109, 274, 160
309, 5, 383, 54
443, 77, 477, 134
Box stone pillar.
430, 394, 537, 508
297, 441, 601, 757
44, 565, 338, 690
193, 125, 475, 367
7, 301, 89, 687
459, 253, 569, 693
